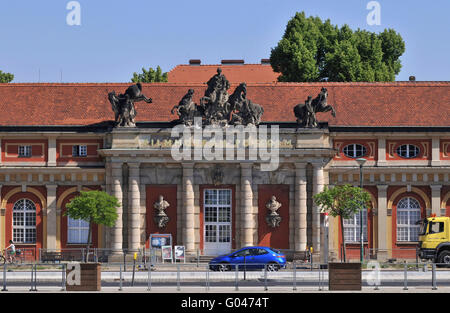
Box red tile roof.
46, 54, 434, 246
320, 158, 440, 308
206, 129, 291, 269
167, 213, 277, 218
0, 82, 448, 127
168, 64, 280, 84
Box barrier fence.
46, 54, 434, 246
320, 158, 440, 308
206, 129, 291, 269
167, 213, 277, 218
1, 261, 450, 292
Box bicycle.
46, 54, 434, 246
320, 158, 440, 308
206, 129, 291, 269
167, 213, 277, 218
0, 249, 21, 265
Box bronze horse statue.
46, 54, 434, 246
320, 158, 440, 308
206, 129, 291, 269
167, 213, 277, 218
293, 87, 336, 128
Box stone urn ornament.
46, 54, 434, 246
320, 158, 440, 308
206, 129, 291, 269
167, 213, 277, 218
265, 195, 282, 228
153, 195, 170, 229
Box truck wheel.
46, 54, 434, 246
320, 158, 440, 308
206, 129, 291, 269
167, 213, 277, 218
438, 250, 450, 268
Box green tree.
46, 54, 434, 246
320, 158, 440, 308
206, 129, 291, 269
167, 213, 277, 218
0, 70, 14, 83
64, 190, 119, 261
270, 12, 405, 82
131, 66, 168, 83
313, 184, 371, 262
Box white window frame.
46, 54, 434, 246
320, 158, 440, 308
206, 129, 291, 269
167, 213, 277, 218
12, 199, 36, 244
343, 208, 368, 243
72, 145, 87, 157
396, 197, 421, 242
203, 189, 232, 254
396, 144, 420, 159
343, 144, 367, 158
18, 145, 32, 158
67, 217, 90, 244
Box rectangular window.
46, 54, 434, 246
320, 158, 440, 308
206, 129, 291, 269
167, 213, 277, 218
72, 145, 87, 157
343, 209, 368, 243
67, 217, 90, 244
18, 145, 32, 157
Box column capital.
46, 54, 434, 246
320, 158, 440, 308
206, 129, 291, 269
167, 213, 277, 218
47, 184, 58, 191
294, 162, 307, 169
127, 162, 140, 169
431, 184, 442, 191
376, 184, 389, 192
240, 163, 253, 169
182, 162, 195, 169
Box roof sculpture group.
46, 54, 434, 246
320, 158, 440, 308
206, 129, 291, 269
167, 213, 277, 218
107, 68, 336, 128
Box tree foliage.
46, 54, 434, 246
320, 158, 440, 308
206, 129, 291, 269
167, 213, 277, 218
270, 12, 405, 82
0, 70, 14, 83
313, 184, 371, 262
131, 66, 168, 83
64, 190, 119, 259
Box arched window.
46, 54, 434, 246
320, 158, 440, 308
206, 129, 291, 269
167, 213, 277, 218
343, 209, 368, 242
397, 197, 421, 242
12, 199, 36, 243
67, 217, 89, 244
343, 144, 367, 158
396, 144, 420, 158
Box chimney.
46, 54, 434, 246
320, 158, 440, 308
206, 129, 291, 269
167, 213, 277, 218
409, 76, 416, 82
221, 59, 244, 65
261, 58, 270, 65
189, 59, 201, 65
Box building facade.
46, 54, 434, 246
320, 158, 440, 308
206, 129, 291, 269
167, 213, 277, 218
0, 72, 448, 261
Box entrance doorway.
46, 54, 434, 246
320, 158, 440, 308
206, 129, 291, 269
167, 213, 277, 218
203, 189, 232, 255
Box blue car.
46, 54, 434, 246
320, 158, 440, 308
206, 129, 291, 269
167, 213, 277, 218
209, 246, 286, 272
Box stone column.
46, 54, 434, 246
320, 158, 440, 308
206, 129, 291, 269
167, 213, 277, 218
431, 185, 442, 216
294, 163, 307, 251
128, 162, 141, 251
377, 184, 388, 261
431, 137, 441, 167
47, 136, 57, 167
111, 161, 123, 252
46, 185, 58, 250
182, 163, 195, 253
377, 138, 387, 166
312, 162, 324, 253
240, 163, 254, 247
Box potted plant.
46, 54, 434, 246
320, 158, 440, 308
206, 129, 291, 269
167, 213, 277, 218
314, 184, 371, 290
64, 190, 119, 291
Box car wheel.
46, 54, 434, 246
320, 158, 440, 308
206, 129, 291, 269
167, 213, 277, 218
266, 262, 280, 272
438, 250, 450, 268
218, 263, 231, 272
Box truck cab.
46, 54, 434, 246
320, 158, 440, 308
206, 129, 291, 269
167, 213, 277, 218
418, 216, 450, 266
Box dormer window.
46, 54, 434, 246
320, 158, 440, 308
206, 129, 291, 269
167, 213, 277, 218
72, 145, 87, 157
343, 144, 367, 158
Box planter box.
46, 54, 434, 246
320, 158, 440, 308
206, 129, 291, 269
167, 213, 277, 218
328, 263, 361, 291
66, 263, 101, 291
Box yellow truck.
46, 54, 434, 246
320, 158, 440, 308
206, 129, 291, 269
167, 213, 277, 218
418, 216, 450, 266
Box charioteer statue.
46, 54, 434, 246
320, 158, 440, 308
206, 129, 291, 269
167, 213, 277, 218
172, 68, 264, 126
293, 87, 336, 128
108, 82, 153, 127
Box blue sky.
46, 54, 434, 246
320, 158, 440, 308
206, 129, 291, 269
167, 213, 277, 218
0, 0, 448, 82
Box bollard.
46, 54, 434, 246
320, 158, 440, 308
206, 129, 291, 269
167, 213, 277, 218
432, 263, 437, 290
131, 254, 136, 287
147, 261, 152, 291
403, 262, 408, 291
293, 260, 297, 291
61, 264, 66, 291
264, 264, 268, 291
119, 265, 123, 291
177, 264, 181, 291
235, 265, 239, 291
2, 263, 7, 292
29, 264, 37, 292
318, 266, 323, 291
197, 249, 200, 268
205, 266, 209, 292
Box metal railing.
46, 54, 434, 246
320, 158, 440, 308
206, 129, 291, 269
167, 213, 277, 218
1, 260, 450, 292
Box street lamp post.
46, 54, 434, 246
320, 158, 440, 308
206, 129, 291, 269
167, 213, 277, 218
356, 158, 367, 264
